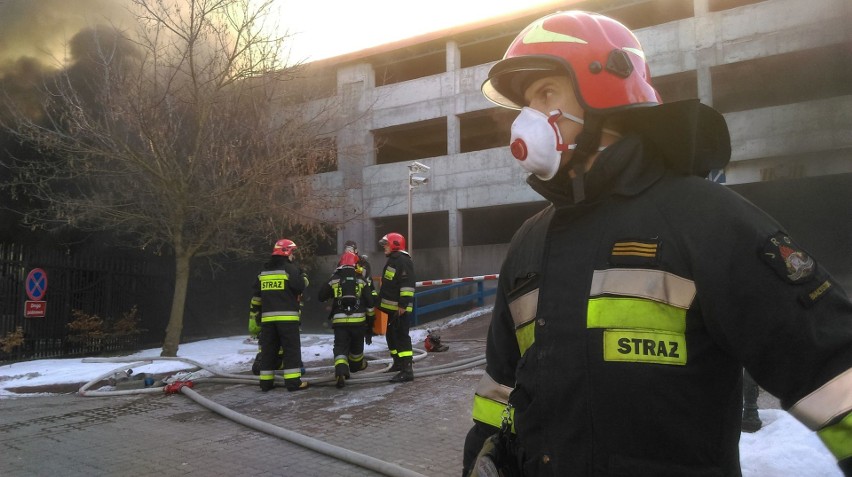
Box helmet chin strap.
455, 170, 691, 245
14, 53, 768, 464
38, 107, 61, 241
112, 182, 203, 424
564, 113, 604, 203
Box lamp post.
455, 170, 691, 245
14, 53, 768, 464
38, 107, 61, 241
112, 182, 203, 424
407, 161, 430, 254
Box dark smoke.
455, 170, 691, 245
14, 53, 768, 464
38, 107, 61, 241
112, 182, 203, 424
0, 0, 137, 122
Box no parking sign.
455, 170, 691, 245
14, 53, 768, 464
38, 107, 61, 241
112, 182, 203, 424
24, 268, 47, 318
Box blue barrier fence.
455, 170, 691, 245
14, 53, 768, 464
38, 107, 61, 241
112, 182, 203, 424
411, 280, 497, 325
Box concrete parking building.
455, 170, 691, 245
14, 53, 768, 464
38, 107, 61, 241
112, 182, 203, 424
298, 0, 852, 289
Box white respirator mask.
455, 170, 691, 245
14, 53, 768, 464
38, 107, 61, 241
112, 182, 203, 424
509, 107, 611, 181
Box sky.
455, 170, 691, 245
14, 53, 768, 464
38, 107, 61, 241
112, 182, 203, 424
270, 0, 563, 63
0, 0, 564, 70
0, 308, 844, 477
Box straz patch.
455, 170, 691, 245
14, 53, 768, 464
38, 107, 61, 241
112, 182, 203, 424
761, 232, 816, 284
609, 238, 660, 267
603, 330, 686, 366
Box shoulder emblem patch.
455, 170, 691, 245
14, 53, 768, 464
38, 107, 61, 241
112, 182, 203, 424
761, 232, 815, 284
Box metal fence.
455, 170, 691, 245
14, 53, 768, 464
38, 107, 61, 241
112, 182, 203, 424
0, 242, 166, 364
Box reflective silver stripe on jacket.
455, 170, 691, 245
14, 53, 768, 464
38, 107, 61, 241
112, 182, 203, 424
789, 367, 852, 430
590, 268, 696, 308
475, 372, 512, 405
508, 288, 538, 329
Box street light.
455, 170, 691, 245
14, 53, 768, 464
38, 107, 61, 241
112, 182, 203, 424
407, 161, 430, 254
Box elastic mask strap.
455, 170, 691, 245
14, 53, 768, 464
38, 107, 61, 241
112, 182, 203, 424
568, 113, 605, 203
558, 110, 622, 138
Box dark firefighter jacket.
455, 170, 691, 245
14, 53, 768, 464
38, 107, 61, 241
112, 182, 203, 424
464, 101, 852, 476
250, 256, 308, 325
317, 265, 375, 326
378, 251, 415, 314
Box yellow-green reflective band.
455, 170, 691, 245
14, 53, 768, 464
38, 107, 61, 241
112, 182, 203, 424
283, 371, 301, 379
332, 316, 367, 324
335, 357, 348, 366
603, 329, 687, 365
398, 350, 413, 358
588, 297, 686, 333
400, 291, 414, 297
259, 373, 274, 381
472, 394, 516, 433
817, 412, 852, 461
250, 297, 262, 306
384, 267, 396, 280
515, 321, 535, 356
261, 314, 300, 322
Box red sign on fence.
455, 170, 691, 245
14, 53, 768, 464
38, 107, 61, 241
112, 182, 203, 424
24, 300, 46, 318
25, 268, 48, 301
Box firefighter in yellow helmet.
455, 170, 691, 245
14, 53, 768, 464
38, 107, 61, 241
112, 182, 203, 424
463, 10, 852, 477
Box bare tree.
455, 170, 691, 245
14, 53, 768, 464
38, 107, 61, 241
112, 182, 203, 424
0, 0, 347, 356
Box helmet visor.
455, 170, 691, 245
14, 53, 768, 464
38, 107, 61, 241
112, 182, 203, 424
482, 55, 571, 109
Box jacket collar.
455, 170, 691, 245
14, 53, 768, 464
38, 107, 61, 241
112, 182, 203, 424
528, 133, 664, 207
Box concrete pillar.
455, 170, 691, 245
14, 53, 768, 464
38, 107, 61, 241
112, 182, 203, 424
693, 1, 715, 106
448, 114, 461, 156
446, 40, 460, 72
447, 40, 462, 156
448, 206, 462, 280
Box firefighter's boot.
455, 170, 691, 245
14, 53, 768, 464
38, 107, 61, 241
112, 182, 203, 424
259, 376, 274, 392
350, 358, 368, 373
389, 359, 414, 383
335, 363, 350, 389
386, 356, 402, 373
286, 380, 309, 392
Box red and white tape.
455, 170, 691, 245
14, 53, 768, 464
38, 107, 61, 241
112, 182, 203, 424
416, 274, 499, 287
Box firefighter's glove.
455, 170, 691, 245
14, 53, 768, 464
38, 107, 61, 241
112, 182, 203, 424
365, 330, 373, 346
248, 311, 261, 335
469, 432, 520, 477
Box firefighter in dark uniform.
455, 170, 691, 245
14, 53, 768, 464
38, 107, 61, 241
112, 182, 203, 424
317, 251, 375, 388
377, 232, 416, 382
344, 240, 378, 333
250, 238, 309, 392
463, 10, 852, 477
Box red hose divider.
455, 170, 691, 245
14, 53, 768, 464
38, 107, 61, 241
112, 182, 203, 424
164, 380, 194, 394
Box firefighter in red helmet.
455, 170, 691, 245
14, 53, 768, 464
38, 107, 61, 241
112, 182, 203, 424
317, 251, 375, 388
250, 238, 309, 392
377, 233, 416, 382
463, 10, 852, 477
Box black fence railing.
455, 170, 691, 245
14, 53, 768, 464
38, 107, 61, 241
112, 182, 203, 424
0, 242, 166, 364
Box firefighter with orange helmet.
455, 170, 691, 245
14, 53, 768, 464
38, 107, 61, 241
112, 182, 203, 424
377, 232, 416, 382
250, 238, 309, 392
463, 10, 852, 476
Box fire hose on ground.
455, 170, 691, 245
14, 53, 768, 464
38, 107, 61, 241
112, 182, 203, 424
79, 349, 486, 477
77, 276, 496, 476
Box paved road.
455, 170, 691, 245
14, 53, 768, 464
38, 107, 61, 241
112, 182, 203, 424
0, 312, 491, 477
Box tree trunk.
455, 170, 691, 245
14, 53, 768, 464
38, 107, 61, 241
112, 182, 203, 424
160, 252, 192, 357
